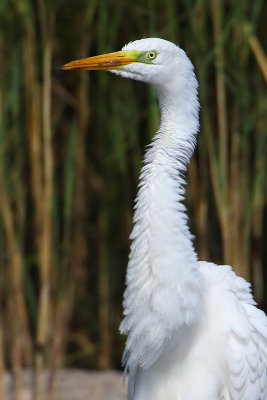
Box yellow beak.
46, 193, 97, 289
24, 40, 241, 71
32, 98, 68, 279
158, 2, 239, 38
60, 50, 139, 71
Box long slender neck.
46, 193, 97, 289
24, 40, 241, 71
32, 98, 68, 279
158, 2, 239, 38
120, 76, 203, 370
148, 78, 200, 262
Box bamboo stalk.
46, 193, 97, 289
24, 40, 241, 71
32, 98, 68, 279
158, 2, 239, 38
47, 301, 68, 400
210, 0, 232, 266
252, 193, 264, 303
229, 18, 243, 275
97, 208, 110, 370
23, 26, 43, 262
229, 115, 242, 275
196, 147, 209, 261
96, 0, 111, 369
210, 0, 228, 179
0, 83, 7, 400
17, 1, 46, 397
0, 45, 33, 398
191, 0, 217, 262
0, 175, 24, 400
35, 1, 54, 398
244, 24, 267, 83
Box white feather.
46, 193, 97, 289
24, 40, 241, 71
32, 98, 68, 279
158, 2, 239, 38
111, 38, 267, 400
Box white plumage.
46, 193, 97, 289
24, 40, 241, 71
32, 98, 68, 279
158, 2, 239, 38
114, 38, 267, 400
62, 37, 267, 400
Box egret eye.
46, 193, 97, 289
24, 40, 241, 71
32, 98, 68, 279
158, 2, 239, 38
146, 50, 158, 61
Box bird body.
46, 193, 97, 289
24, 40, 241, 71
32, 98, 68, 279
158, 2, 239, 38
62, 38, 267, 400
128, 261, 267, 400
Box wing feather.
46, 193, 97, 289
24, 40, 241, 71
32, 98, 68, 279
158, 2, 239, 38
221, 269, 267, 400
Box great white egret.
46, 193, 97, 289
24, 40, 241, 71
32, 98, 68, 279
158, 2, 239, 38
62, 38, 267, 400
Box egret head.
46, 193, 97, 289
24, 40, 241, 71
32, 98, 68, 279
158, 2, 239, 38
61, 38, 195, 91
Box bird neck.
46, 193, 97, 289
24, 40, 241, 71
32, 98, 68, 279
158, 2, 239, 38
155, 71, 200, 147
120, 80, 203, 369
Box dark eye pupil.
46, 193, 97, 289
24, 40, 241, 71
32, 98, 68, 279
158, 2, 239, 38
150, 53, 154, 58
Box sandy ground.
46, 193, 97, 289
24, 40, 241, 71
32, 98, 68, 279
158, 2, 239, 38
4, 370, 127, 400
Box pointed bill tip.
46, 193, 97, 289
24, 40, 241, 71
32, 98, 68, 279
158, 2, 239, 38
60, 51, 138, 71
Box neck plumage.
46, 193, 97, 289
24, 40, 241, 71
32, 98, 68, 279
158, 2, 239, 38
120, 76, 203, 370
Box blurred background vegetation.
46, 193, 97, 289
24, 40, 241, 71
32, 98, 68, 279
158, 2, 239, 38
0, 0, 266, 398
